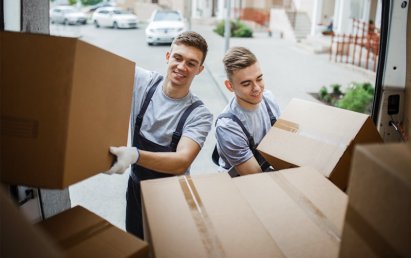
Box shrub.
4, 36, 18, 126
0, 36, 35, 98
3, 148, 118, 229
80, 0, 102, 6
214, 20, 253, 38
336, 82, 374, 113
317, 82, 374, 114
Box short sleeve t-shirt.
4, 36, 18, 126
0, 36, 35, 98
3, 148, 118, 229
130, 66, 213, 150
215, 91, 281, 169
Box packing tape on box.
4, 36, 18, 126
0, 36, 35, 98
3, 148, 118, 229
179, 176, 225, 258
274, 119, 299, 133
270, 172, 341, 244
345, 204, 399, 257
58, 220, 111, 250
274, 118, 348, 150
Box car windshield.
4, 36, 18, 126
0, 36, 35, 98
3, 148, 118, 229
153, 11, 181, 21
63, 9, 77, 14
113, 9, 128, 15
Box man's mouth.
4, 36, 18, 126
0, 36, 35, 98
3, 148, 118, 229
173, 71, 185, 79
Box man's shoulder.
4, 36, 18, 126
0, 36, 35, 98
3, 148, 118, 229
135, 67, 163, 88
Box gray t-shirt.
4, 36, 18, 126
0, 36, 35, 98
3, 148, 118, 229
130, 66, 213, 152
215, 91, 281, 169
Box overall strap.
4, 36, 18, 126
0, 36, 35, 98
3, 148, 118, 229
133, 75, 163, 146
263, 97, 277, 126
216, 113, 255, 147
170, 100, 204, 151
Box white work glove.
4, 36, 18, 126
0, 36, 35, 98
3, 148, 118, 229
105, 146, 139, 175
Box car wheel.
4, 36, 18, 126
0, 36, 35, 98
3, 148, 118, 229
63, 19, 69, 25
94, 20, 100, 28
147, 42, 154, 46
113, 22, 118, 29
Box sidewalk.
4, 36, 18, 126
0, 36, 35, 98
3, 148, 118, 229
192, 23, 375, 110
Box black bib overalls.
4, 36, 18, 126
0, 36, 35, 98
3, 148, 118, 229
126, 76, 203, 239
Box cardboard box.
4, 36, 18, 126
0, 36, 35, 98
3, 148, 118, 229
141, 173, 284, 258
1, 31, 134, 188
339, 143, 411, 257
0, 188, 62, 258
257, 98, 382, 190
233, 167, 348, 258
39, 205, 148, 258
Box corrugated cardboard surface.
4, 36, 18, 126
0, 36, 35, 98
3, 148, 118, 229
39, 205, 148, 258
233, 167, 347, 258
0, 188, 62, 258
340, 143, 411, 257
0, 31, 134, 188
141, 173, 284, 258
257, 98, 382, 190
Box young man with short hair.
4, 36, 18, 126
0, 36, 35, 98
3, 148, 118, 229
214, 46, 281, 176
107, 31, 213, 239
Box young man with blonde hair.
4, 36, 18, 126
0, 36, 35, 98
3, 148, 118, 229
107, 31, 213, 239
214, 46, 280, 176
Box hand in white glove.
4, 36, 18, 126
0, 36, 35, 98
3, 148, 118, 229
105, 146, 139, 175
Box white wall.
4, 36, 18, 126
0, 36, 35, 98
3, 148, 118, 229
4, 0, 20, 31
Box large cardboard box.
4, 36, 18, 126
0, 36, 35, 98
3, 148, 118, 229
141, 173, 284, 258
1, 31, 134, 188
257, 98, 382, 190
1, 188, 62, 258
39, 205, 149, 258
339, 143, 411, 257
233, 167, 348, 258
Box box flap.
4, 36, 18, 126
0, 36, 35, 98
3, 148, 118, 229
142, 173, 284, 258
257, 98, 381, 190
233, 167, 347, 258
39, 206, 148, 258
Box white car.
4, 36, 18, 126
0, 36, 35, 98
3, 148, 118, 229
92, 7, 139, 29
50, 6, 87, 25
145, 10, 186, 45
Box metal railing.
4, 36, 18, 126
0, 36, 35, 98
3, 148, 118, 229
330, 19, 380, 72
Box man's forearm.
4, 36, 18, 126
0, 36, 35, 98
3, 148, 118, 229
137, 150, 195, 175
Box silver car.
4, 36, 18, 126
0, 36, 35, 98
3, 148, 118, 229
50, 6, 87, 25
92, 7, 139, 29
145, 10, 186, 45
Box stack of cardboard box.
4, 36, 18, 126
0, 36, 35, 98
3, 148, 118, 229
0, 31, 148, 257
140, 99, 411, 258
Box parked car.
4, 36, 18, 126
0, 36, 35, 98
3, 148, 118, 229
92, 7, 139, 29
50, 6, 87, 25
145, 9, 186, 45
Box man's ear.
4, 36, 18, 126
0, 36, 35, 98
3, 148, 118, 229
224, 80, 234, 92
196, 65, 205, 75
165, 51, 170, 62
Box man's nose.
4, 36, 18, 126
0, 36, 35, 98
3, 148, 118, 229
252, 82, 262, 91
177, 61, 186, 70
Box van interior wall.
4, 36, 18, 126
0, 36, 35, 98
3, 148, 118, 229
406, 5, 411, 139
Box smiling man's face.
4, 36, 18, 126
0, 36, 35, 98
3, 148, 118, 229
165, 43, 204, 88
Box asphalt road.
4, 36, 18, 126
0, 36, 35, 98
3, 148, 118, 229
52, 23, 227, 230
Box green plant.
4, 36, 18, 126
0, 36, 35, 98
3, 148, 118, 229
80, 0, 102, 6
319, 86, 328, 99
68, 0, 77, 5
213, 20, 253, 38
336, 82, 375, 113
317, 82, 374, 114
